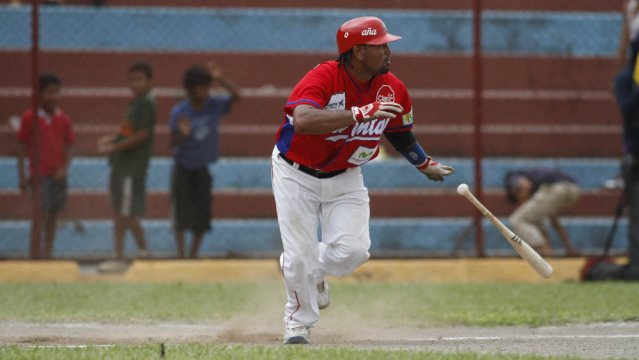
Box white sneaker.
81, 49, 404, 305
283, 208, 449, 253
317, 280, 329, 310
283, 326, 310, 344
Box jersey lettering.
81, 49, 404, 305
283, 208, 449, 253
277, 61, 412, 171
326, 118, 389, 142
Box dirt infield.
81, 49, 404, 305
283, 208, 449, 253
0, 258, 601, 283
1, 321, 637, 359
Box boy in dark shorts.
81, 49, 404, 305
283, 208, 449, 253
169, 64, 240, 258
98, 62, 155, 259
17, 73, 75, 259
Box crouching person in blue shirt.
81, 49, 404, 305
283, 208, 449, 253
504, 168, 580, 257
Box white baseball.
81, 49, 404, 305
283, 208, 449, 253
456, 183, 469, 196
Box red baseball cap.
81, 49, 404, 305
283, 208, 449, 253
336, 16, 402, 55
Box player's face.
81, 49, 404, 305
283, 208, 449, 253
40, 84, 60, 113
363, 43, 391, 75
128, 70, 152, 98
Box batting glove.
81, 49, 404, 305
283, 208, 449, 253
351, 101, 403, 123
417, 157, 455, 182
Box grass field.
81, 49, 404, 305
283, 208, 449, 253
1, 281, 638, 359
0, 344, 586, 360
0, 282, 637, 325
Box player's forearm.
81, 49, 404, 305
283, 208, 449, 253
293, 106, 354, 134
111, 130, 149, 153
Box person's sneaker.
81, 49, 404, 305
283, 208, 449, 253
317, 280, 329, 310
283, 326, 310, 344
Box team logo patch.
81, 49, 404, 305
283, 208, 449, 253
376, 85, 395, 103
348, 145, 378, 166
324, 93, 346, 111
402, 108, 414, 126
361, 28, 377, 36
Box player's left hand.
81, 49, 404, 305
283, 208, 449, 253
417, 157, 455, 181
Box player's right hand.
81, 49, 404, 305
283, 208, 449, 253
351, 101, 403, 123
417, 157, 455, 182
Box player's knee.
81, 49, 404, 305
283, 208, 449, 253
282, 255, 303, 272
342, 241, 370, 266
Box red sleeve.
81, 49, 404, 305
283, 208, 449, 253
63, 113, 75, 145
16, 111, 33, 143
283, 62, 334, 115
385, 80, 413, 133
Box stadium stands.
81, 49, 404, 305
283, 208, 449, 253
0, 3, 628, 258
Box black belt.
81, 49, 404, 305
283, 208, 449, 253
279, 153, 346, 179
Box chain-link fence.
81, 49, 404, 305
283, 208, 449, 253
0, 1, 629, 259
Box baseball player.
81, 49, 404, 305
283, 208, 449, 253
272, 16, 455, 344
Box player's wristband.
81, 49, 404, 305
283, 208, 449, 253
400, 142, 428, 166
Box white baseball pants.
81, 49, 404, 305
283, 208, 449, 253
271, 148, 371, 329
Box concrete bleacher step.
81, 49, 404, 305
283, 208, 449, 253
76, 0, 620, 12
0, 218, 627, 259
0, 126, 622, 157
1, 51, 616, 90
0, 156, 622, 218
0, 189, 622, 219
0, 94, 617, 126
0, 157, 622, 191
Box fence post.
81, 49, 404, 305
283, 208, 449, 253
30, 0, 42, 259
472, 0, 485, 257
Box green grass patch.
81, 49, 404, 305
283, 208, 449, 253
0, 344, 583, 360
0, 282, 255, 322
338, 282, 639, 327
0, 282, 637, 326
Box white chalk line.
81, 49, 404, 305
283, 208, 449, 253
2, 333, 638, 349
408, 334, 639, 342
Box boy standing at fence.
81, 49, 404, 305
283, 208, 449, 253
17, 73, 75, 259
98, 63, 155, 259
169, 64, 240, 258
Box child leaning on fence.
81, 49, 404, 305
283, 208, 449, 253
16, 73, 75, 259
169, 63, 240, 258
98, 62, 155, 260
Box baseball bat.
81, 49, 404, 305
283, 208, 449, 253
456, 183, 553, 278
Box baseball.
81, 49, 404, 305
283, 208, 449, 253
456, 183, 469, 196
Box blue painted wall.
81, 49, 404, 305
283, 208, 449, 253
0, 218, 627, 258
0, 157, 621, 190
0, 6, 621, 55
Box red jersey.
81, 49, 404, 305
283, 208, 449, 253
275, 61, 413, 172
17, 108, 75, 176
